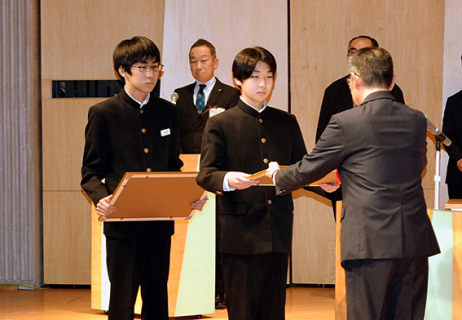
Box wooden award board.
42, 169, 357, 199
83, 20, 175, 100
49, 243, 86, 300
105, 172, 206, 221
248, 168, 338, 186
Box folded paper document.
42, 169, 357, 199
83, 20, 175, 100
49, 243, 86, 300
247, 167, 338, 186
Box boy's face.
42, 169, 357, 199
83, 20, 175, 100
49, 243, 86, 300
189, 45, 218, 84
118, 57, 160, 102
235, 61, 274, 110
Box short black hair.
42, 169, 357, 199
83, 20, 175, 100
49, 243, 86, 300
190, 39, 216, 58
113, 36, 161, 83
348, 35, 379, 48
232, 47, 277, 83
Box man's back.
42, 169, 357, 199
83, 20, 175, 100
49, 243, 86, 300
318, 91, 438, 261
315, 75, 405, 142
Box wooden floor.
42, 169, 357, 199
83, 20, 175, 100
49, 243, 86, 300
0, 286, 335, 319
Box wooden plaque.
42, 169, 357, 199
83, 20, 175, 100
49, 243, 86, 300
105, 172, 206, 221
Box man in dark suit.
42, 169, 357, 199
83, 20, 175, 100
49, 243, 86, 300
314, 35, 406, 217
443, 54, 462, 199
267, 47, 440, 320
174, 39, 240, 154
197, 47, 307, 320
81, 36, 205, 320
174, 39, 240, 309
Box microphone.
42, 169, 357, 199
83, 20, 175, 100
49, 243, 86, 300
171, 92, 179, 104
426, 116, 452, 146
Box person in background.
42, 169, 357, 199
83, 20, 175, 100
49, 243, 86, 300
173, 39, 241, 309
174, 38, 240, 154
443, 53, 462, 199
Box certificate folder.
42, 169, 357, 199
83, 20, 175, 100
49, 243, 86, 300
248, 168, 338, 186
104, 172, 206, 221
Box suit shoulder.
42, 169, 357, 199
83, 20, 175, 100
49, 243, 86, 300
447, 89, 462, 103
174, 83, 194, 93
325, 76, 348, 92
267, 106, 296, 120
215, 78, 240, 93
152, 96, 176, 110
90, 95, 121, 113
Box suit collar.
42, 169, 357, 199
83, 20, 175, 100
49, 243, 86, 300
206, 78, 226, 107
359, 90, 396, 107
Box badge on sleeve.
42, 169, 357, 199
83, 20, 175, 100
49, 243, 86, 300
161, 128, 171, 137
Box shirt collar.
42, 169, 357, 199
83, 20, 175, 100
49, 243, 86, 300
124, 86, 150, 108
240, 96, 267, 113
195, 77, 216, 90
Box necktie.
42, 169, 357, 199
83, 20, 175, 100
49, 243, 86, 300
196, 84, 206, 113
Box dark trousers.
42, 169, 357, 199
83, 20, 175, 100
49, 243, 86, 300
106, 236, 171, 320
215, 201, 225, 295
344, 256, 429, 320
221, 252, 288, 320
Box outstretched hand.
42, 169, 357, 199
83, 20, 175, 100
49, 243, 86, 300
228, 172, 258, 190
320, 182, 340, 193
266, 161, 281, 179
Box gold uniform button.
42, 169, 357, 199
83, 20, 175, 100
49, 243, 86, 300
259, 118, 263, 124
141, 128, 147, 133
146, 168, 152, 172
261, 138, 267, 144
140, 109, 144, 114
263, 158, 269, 164
268, 200, 273, 205
144, 148, 149, 153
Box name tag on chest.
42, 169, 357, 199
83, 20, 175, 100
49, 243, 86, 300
161, 129, 171, 136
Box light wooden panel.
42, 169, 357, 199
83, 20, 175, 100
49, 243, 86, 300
43, 191, 92, 284
41, 0, 165, 80
292, 192, 335, 284
290, 0, 446, 283
42, 97, 105, 191
161, 0, 288, 109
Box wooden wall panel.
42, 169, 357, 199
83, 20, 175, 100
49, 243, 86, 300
41, 0, 166, 80
43, 192, 91, 284
290, 0, 446, 283
42, 98, 105, 191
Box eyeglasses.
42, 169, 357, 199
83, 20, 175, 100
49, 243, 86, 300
131, 64, 164, 73
347, 48, 357, 56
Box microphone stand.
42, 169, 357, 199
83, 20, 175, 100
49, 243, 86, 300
434, 141, 441, 210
